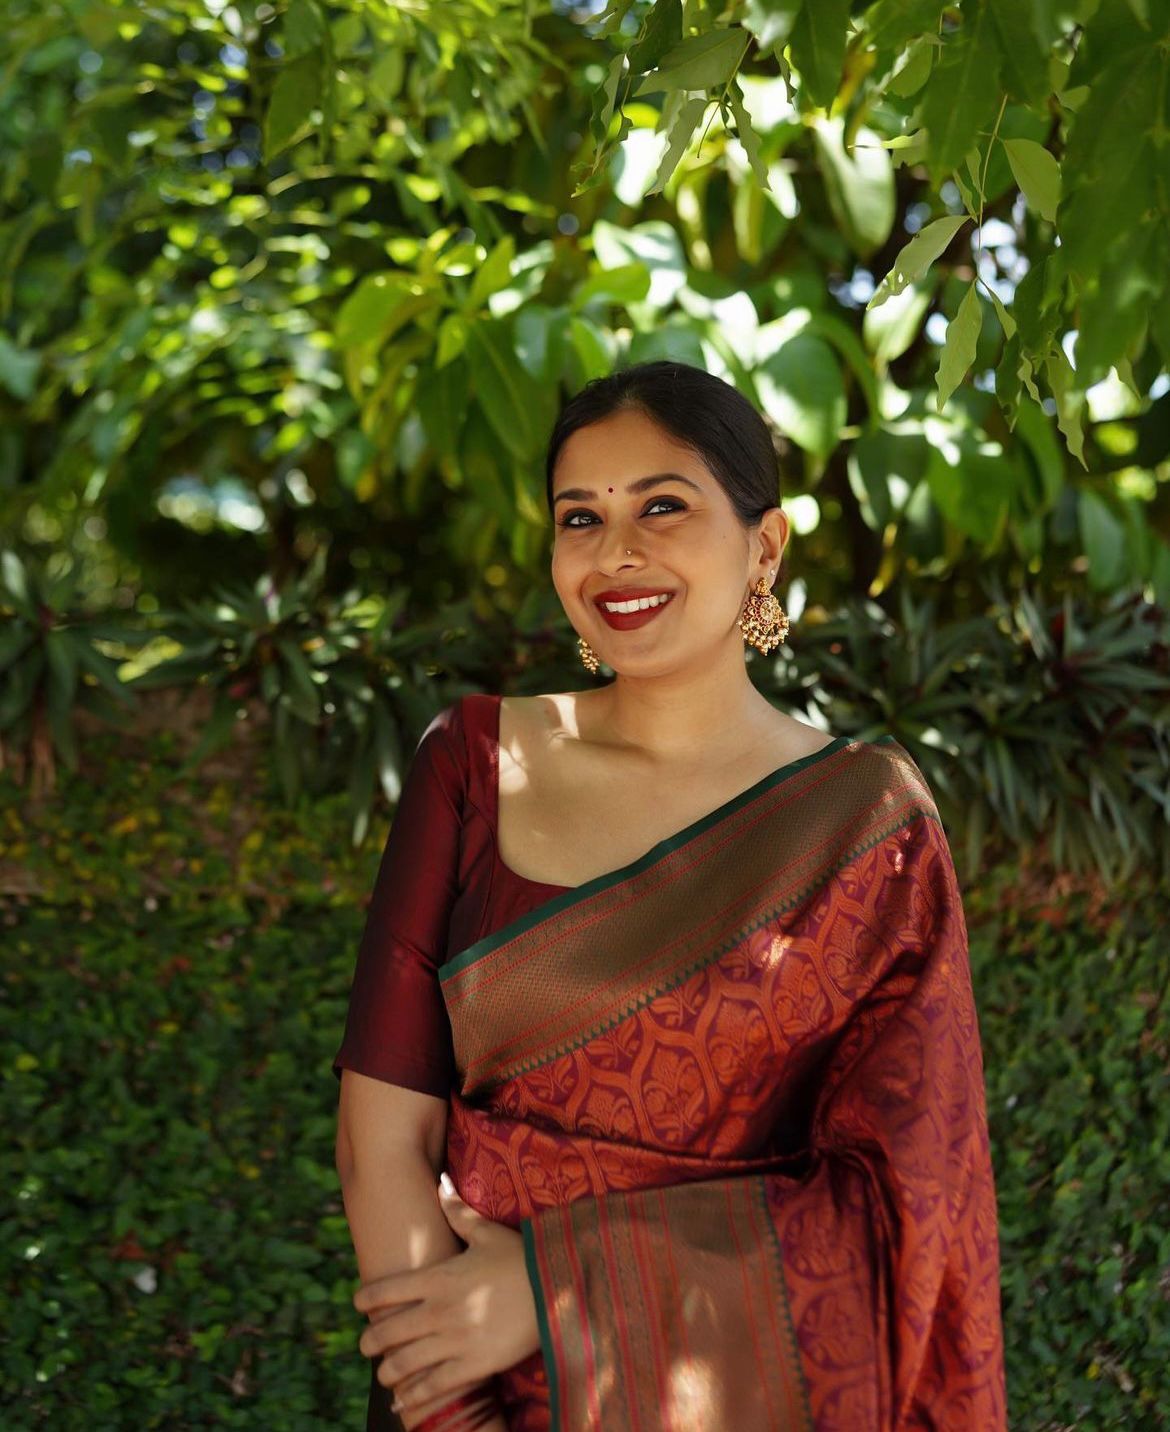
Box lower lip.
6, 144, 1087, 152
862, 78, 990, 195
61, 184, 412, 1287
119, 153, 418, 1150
594, 595, 676, 630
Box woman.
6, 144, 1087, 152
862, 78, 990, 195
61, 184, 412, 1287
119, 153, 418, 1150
333, 360, 1008, 1431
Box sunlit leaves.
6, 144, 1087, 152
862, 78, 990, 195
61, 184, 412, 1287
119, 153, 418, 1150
936, 279, 983, 413
756, 332, 847, 459
918, 4, 1002, 188
1002, 137, 1060, 222
811, 115, 895, 258
335, 273, 436, 349
787, 0, 850, 110
632, 28, 747, 97
868, 215, 970, 310
740, 0, 804, 53
464, 318, 556, 462
264, 49, 325, 162
647, 94, 708, 196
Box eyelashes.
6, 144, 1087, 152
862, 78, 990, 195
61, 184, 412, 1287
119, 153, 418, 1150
557, 498, 686, 528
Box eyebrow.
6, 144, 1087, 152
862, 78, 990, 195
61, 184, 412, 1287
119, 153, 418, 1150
552, 472, 703, 505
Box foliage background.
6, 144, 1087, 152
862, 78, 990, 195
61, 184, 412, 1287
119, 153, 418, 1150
2, 0, 1169, 1425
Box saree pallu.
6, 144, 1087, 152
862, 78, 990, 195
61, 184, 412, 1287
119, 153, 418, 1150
438, 735, 1007, 1430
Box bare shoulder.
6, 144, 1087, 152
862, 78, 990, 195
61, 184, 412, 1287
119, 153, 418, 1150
499, 689, 598, 743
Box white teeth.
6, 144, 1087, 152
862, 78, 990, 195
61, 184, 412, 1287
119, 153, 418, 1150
602, 593, 673, 613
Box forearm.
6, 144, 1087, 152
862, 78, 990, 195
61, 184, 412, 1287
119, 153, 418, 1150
339, 1147, 504, 1430
340, 1145, 462, 1286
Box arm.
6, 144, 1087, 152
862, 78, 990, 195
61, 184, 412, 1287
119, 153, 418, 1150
337, 1070, 507, 1431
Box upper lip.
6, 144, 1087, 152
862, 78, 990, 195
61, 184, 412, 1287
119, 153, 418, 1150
593, 587, 676, 604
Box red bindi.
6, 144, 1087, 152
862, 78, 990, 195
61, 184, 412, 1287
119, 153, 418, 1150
607, 486, 613, 492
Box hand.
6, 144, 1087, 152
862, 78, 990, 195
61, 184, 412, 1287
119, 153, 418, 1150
354, 1171, 541, 1419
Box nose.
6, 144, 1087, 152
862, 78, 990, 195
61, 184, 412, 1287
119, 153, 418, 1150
598, 516, 643, 570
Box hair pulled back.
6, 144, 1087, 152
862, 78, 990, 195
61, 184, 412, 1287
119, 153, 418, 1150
544, 360, 782, 530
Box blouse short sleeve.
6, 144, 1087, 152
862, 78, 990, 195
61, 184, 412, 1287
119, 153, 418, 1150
331, 698, 468, 1099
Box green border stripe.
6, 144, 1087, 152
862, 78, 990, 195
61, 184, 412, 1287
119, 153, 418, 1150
441, 733, 898, 983
521, 1216, 561, 1427
754, 1176, 815, 1430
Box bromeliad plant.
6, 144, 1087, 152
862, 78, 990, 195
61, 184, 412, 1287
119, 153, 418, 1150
0, 549, 139, 797
134, 551, 488, 845
758, 581, 1170, 885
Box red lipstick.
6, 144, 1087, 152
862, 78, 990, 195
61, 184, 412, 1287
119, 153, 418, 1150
593, 589, 676, 631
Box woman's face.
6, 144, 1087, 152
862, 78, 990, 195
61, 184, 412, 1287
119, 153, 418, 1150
549, 408, 786, 676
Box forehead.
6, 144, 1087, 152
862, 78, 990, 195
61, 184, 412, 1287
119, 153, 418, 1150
553, 409, 711, 489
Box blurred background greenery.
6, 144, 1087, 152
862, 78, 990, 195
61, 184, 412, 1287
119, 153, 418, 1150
2, 0, 1168, 1426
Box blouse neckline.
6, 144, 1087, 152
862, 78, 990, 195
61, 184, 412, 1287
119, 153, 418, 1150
482, 692, 864, 899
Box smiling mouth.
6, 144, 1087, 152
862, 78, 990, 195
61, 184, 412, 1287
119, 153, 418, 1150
595, 593, 675, 614
593, 592, 677, 630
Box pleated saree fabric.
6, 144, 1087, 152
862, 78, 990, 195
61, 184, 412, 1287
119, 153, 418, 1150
436, 705, 1007, 1430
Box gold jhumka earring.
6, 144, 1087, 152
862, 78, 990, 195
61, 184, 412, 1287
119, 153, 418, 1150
577, 568, 789, 674
737, 573, 790, 655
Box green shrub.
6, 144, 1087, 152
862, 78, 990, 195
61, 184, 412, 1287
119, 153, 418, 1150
2, 722, 1166, 1426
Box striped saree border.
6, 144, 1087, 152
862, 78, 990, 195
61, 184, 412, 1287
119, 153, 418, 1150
441, 735, 937, 1092
442, 732, 876, 981
520, 1176, 815, 1431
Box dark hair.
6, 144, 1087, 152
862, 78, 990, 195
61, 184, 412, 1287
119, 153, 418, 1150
544, 360, 781, 529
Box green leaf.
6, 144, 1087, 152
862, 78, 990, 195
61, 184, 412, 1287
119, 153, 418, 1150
755, 332, 846, 459
264, 48, 323, 162
886, 34, 936, 97
918, 9, 1002, 188
863, 282, 932, 364
986, 0, 1052, 105
466, 319, 552, 461
277, 640, 321, 724
788, 0, 851, 109
811, 116, 895, 257
648, 94, 708, 195
925, 443, 1014, 546
283, 0, 326, 56
626, 322, 707, 368
936, 279, 983, 412
565, 315, 614, 386
571, 263, 652, 311
1044, 344, 1087, 470
741, 0, 804, 52
0, 334, 40, 401
1058, 47, 1160, 277
468, 235, 516, 311
868, 215, 969, 309
627, 0, 682, 73
1002, 138, 1060, 223
863, 0, 948, 55
632, 29, 747, 96
593, 0, 639, 38
726, 80, 769, 190
985, 284, 1017, 340
1079, 490, 1127, 590
593, 53, 626, 149
336, 273, 432, 349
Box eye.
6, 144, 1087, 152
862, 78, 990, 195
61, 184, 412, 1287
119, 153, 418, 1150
558, 497, 685, 528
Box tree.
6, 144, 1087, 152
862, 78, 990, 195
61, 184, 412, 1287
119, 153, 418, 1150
1, 0, 1167, 611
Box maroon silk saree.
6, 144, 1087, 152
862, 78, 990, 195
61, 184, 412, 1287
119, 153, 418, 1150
438, 734, 1007, 1430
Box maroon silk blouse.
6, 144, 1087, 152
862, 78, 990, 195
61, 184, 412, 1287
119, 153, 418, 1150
332, 691, 571, 1098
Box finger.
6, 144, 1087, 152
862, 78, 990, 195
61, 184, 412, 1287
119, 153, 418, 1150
391, 1360, 492, 1418
358, 1304, 431, 1360
376, 1332, 446, 1388
436, 1172, 485, 1237
354, 1270, 427, 1315
398, 1380, 496, 1429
